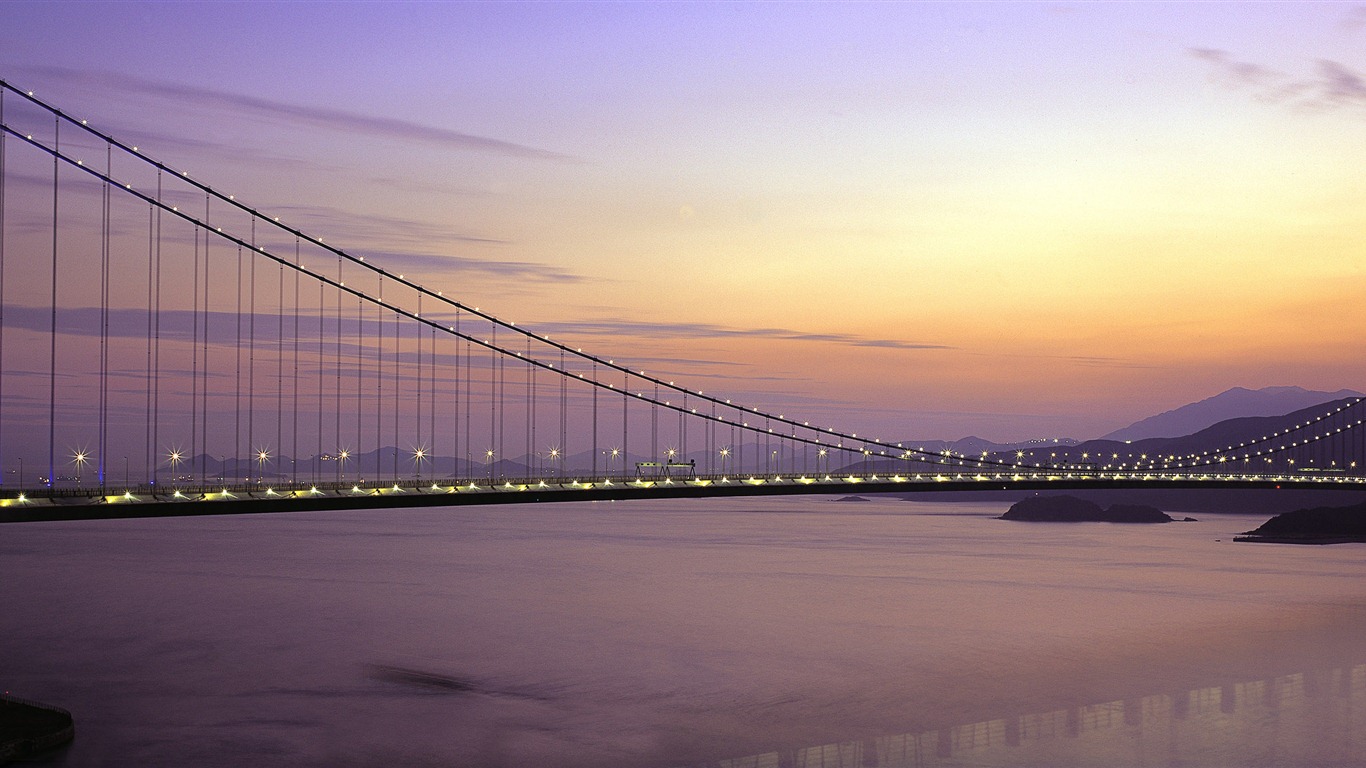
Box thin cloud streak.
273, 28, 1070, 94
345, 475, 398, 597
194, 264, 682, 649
533, 319, 953, 351
1189, 48, 1366, 112
23, 66, 573, 161
1342, 6, 1366, 32
355, 249, 582, 283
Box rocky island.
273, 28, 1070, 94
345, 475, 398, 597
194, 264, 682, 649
1236, 500, 1366, 544
1000, 495, 1175, 523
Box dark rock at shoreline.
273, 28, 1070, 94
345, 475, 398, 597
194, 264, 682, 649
835, 496, 870, 502
1001, 495, 1173, 523
1236, 501, 1366, 544
0, 694, 74, 761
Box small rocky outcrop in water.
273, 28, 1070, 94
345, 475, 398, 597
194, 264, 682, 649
1236, 501, 1366, 544
1000, 495, 1173, 523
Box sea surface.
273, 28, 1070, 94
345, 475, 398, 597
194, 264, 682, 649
3, 495, 1365, 767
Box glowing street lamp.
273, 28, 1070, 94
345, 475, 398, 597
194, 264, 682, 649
547, 447, 561, 477
71, 449, 89, 487
337, 448, 350, 482
412, 447, 427, 480
167, 449, 184, 482
255, 448, 270, 484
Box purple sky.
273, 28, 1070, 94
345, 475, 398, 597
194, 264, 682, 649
2, 2, 1364, 442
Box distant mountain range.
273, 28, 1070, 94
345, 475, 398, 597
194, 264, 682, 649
1003, 395, 1361, 470
1102, 386, 1363, 442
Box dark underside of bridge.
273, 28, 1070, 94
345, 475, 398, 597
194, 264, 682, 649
3, 478, 1364, 523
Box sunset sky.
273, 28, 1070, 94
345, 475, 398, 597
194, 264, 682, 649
2, 1, 1363, 442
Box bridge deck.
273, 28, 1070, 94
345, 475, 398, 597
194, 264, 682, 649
3, 472, 1363, 522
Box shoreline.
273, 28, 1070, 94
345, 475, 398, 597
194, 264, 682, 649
1234, 535, 1366, 545
0, 694, 74, 762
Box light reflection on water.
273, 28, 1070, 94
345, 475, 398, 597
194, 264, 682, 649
709, 664, 1366, 767
1, 495, 1365, 766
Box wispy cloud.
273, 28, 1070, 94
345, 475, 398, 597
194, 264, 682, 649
351, 249, 582, 283
261, 204, 508, 250
1316, 59, 1366, 106
1188, 48, 1281, 88
532, 318, 953, 350
22, 66, 572, 161
1189, 48, 1366, 111
1343, 6, 1366, 32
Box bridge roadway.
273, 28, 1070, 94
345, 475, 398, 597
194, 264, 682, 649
2, 471, 1364, 522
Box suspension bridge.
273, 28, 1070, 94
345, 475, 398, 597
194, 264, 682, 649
0, 80, 1362, 521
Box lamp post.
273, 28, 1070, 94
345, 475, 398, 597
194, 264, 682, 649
412, 447, 426, 482
72, 450, 89, 488
167, 450, 183, 485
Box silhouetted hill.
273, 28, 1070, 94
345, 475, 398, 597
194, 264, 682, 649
1000, 495, 1173, 523
1237, 500, 1366, 544
1003, 397, 1361, 470
1103, 386, 1362, 442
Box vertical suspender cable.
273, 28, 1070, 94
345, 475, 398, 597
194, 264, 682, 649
201, 193, 211, 483
416, 294, 423, 459
376, 276, 383, 479
710, 403, 716, 474
292, 236, 300, 482
498, 328, 505, 478
681, 394, 688, 468
277, 245, 284, 479
99, 142, 111, 486
392, 307, 399, 479
0, 89, 5, 485
336, 257, 345, 477
591, 364, 598, 477
248, 219, 256, 481
426, 321, 431, 475
234, 244, 243, 481
145, 200, 156, 482
488, 324, 496, 478
559, 349, 566, 477
455, 310, 464, 477
313, 277, 323, 482
461, 312, 470, 478
527, 336, 534, 474
48, 115, 59, 487
190, 210, 199, 486
152, 172, 162, 483
352, 294, 360, 479
315, 277, 325, 482
314, 275, 323, 483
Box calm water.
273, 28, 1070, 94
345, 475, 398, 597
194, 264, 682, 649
3, 496, 1365, 767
